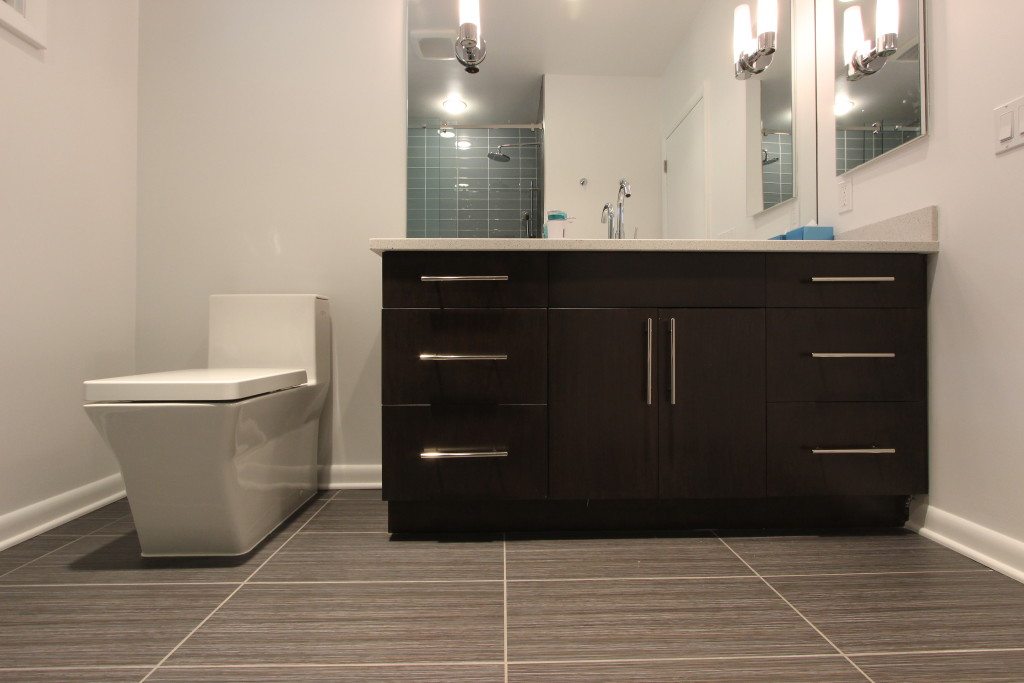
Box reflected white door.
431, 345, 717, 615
664, 98, 707, 238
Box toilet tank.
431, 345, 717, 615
208, 295, 331, 386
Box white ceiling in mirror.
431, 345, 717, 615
407, 0, 705, 125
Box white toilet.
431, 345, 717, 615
84, 294, 331, 557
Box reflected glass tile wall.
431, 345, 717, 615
836, 127, 921, 174
407, 127, 542, 238
761, 132, 793, 209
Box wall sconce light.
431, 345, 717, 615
734, 0, 778, 80
844, 0, 899, 80
455, 0, 486, 74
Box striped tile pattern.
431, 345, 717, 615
1, 490, 1023, 682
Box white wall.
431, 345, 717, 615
0, 1, 138, 547
543, 74, 663, 239
662, 0, 817, 239
814, 0, 1024, 579
136, 0, 406, 488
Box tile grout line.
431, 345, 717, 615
713, 532, 876, 683
503, 532, 508, 683
138, 490, 342, 683
86, 512, 133, 536
0, 535, 89, 580
9, 646, 1024, 675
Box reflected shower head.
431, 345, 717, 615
487, 141, 540, 163
487, 150, 511, 162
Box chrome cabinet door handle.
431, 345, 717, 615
419, 353, 508, 361
810, 352, 896, 358
420, 275, 509, 282
811, 448, 897, 455
669, 317, 677, 406
646, 318, 653, 406
420, 448, 508, 459
810, 276, 896, 283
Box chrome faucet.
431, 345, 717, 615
601, 202, 616, 239
615, 178, 632, 240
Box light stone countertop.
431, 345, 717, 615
371, 207, 939, 255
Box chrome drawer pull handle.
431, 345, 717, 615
420, 275, 509, 282
669, 317, 677, 406
810, 276, 896, 283
420, 448, 509, 459
810, 352, 896, 358
419, 353, 508, 361
646, 318, 653, 406
811, 448, 897, 455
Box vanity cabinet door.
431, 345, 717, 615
659, 309, 766, 499
549, 309, 659, 499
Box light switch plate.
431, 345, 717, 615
995, 95, 1024, 154
838, 178, 853, 213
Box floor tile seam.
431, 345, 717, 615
139, 494, 338, 682
0, 581, 242, 588
0, 535, 87, 580
713, 532, 876, 683
12, 648, 1024, 674
248, 579, 504, 585
87, 513, 133, 536
759, 569, 994, 579
503, 532, 509, 683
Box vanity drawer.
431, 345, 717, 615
382, 405, 547, 501
767, 253, 926, 308
382, 309, 546, 405
767, 308, 925, 402
768, 402, 927, 495
549, 252, 765, 308
383, 251, 547, 308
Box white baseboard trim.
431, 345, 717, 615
0, 473, 126, 552
319, 463, 382, 490
908, 502, 1024, 584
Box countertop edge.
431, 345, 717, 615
369, 238, 940, 255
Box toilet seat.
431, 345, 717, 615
83, 368, 307, 402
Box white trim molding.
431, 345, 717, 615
319, 463, 382, 490
0, 473, 125, 552
0, 0, 47, 49
909, 500, 1024, 585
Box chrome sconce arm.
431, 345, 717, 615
847, 32, 898, 80
733, 1, 778, 80
455, 0, 486, 73
843, 0, 900, 81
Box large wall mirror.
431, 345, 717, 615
407, 0, 816, 240
833, 0, 926, 174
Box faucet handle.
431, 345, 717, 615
601, 202, 613, 223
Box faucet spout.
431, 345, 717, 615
615, 178, 631, 239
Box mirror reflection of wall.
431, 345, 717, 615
407, 0, 814, 239
834, 0, 925, 175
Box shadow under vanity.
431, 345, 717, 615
379, 248, 928, 532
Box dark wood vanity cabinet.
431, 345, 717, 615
381, 250, 929, 530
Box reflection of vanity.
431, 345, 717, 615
375, 238, 936, 532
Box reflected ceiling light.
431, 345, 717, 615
442, 95, 468, 114
455, 0, 486, 74
734, 0, 777, 80
456, 139, 472, 150
834, 95, 856, 116
438, 125, 456, 138
844, 0, 899, 81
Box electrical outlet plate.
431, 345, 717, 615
838, 179, 853, 213
995, 95, 1024, 155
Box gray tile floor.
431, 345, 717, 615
1, 490, 1023, 681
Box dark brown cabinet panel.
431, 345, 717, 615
549, 309, 659, 499
383, 405, 547, 501
767, 308, 926, 402
383, 251, 547, 308
659, 309, 766, 499
549, 253, 765, 308
382, 309, 546, 405
767, 253, 925, 308
768, 402, 927, 495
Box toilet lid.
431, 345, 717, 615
84, 368, 308, 402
